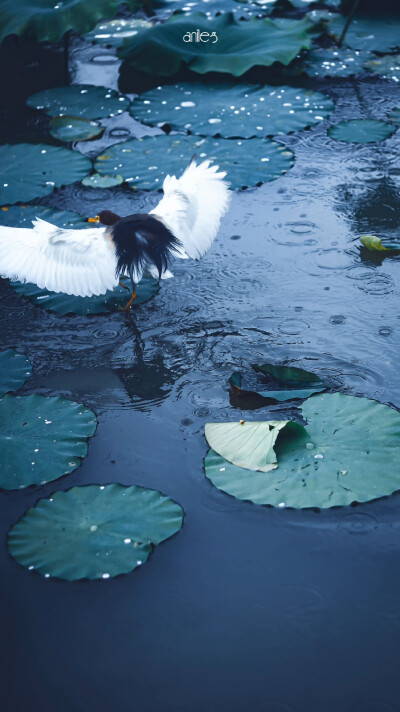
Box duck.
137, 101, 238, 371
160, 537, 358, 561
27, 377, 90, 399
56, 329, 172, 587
0, 157, 230, 310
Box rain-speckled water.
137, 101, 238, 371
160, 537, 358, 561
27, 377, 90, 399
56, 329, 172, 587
1, 30, 400, 712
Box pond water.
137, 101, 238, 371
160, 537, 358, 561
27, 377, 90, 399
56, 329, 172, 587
1, 28, 400, 712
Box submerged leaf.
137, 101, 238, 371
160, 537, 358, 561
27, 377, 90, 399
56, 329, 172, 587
81, 173, 123, 188
252, 362, 322, 383
8, 483, 184, 580
50, 115, 104, 143
27, 85, 130, 120
328, 119, 396, 144
0, 349, 32, 396
205, 393, 400, 508
0, 394, 96, 490
229, 369, 324, 403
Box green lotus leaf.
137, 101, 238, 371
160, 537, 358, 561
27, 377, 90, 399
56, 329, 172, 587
8, 277, 159, 316
364, 55, 400, 83
326, 14, 400, 52
81, 173, 124, 188
328, 119, 397, 144
205, 393, 400, 508
118, 13, 314, 77
0, 0, 144, 44
0, 205, 92, 228
360, 235, 400, 253
131, 82, 333, 138
0, 144, 91, 205
298, 47, 370, 78
50, 115, 104, 143
27, 85, 130, 120
85, 17, 152, 46
8, 483, 184, 579
0, 349, 32, 397
152, 0, 262, 19
205, 419, 306, 472
94, 134, 294, 190
0, 394, 96, 490
252, 362, 322, 383
388, 108, 400, 126
229, 371, 324, 402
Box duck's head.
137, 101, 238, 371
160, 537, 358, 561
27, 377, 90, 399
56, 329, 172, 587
88, 210, 121, 225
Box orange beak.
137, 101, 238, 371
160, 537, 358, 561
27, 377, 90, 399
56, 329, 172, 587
88, 215, 100, 223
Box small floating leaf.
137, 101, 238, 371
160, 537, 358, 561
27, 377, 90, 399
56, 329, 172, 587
50, 115, 104, 143
131, 83, 334, 138
0, 144, 91, 205
365, 55, 400, 83
328, 119, 396, 144
8, 483, 183, 580
27, 85, 130, 120
82, 173, 124, 188
360, 235, 400, 253
0, 349, 32, 396
8, 277, 159, 315
0, 205, 93, 229
205, 419, 305, 472
94, 134, 294, 190
0, 394, 96, 490
205, 393, 400, 508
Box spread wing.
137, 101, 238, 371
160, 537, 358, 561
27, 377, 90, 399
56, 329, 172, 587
0, 218, 119, 297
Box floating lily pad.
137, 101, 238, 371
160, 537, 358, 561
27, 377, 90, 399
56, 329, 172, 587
0, 205, 92, 228
229, 370, 324, 402
118, 13, 314, 77
9, 277, 159, 315
0, 0, 144, 44
326, 15, 400, 52
81, 173, 123, 188
0, 394, 96, 490
131, 83, 333, 138
205, 419, 305, 472
27, 85, 130, 120
8, 483, 184, 579
95, 134, 294, 190
205, 393, 400, 508
299, 47, 370, 78
0, 144, 91, 205
0, 349, 32, 396
50, 115, 104, 143
152, 0, 262, 19
86, 17, 152, 46
388, 108, 400, 126
328, 119, 396, 144
360, 235, 400, 253
364, 55, 400, 83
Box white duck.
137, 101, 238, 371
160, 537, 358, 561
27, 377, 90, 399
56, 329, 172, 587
0, 157, 230, 310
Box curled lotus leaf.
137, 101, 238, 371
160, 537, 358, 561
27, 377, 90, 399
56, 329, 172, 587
360, 235, 400, 253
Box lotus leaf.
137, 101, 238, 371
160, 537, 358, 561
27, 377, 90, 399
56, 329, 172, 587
364, 55, 400, 83
360, 235, 400, 253
252, 362, 322, 383
0, 394, 96, 490
0, 144, 91, 205
86, 18, 153, 46
326, 15, 400, 52
0, 349, 32, 397
0, 0, 144, 44
205, 419, 305, 472
205, 393, 400, 508
152, 0, 262, 19
8, 483, 184, 580
50, 116, 104, 143
131, 83, 333, 138
118, 13, 314, 77
27, 85, 130, 120
9, 277, 159, 315
0, 205, 92, 228
229, 371, 324, 402
328, 119, 396, 144
81, 173, 124, 188
388, 108, 400, 126
299, 47, 370, 78
94, 135, 294, 190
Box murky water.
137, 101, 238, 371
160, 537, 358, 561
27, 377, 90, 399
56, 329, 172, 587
1, 32, 400, 712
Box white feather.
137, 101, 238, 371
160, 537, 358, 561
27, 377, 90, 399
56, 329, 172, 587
150, 158, 231, 260
0, 218, 119, 297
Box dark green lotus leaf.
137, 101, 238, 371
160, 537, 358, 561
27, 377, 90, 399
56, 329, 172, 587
27, 85, 130, 120
0, 205, 92, 228
118, 13, 314, 77
95, 134, 294, 190
360, 235, 400, 253
328, 119, 396, 144
0, 144, 91, 205
81, 173, 123, 188
388, 108, 400, 126
0, 394, 96, 490
50, 115, 104, 143
86, 17, 153, 46
205, 392, 400, 508
131, 83, 333, 138
326, 14, 400, 52
298, 47, 370, 78
152, 0, 276, 19
365, 55, 400, 83
0, 349, 32, 397
252, 362, 322, 383
9, 277, 159, 315
8, 483, 184, 579
229, 371, 324, 402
